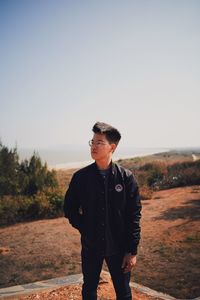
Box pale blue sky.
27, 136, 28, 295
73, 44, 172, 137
0, 0, 200, 149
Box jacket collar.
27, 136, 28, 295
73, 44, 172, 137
93, 160, 117, 176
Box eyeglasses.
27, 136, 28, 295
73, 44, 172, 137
88, 140, 109, 147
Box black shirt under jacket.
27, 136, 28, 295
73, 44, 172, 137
63, 161, 142, 256
98, 166, 118, 256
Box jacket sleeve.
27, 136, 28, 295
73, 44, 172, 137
124, 172, 142, 255
63, 173, 83, 233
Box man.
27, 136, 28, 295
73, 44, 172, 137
64, 122, 142, 300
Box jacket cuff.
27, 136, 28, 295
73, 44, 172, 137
126, 245, 138, 256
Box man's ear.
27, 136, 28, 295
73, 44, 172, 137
111, 144, 117, 153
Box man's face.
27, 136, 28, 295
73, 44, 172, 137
90, 133, 116, 161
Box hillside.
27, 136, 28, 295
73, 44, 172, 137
0, 185, 199, 299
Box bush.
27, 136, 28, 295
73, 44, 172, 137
0, 141, 63, 226
133, 159, 200, 194
0, 143, 20, 195
159, 160, 200, 189
136, 162, 167, 190
0, 142, 58, 197
19, 154, 58, 196
48, 194, 64, 217
0, 192, 64, 226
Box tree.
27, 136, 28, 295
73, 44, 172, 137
0, 142, 20, 196
19, 153, 58, 196
0, 142, 58, 196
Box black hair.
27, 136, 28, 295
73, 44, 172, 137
92, 122, 121, 145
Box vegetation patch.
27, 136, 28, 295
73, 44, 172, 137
0, 142, 63, 226
184, 234, 200, 243
119, 152, 200, 200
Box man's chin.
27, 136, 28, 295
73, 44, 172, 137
91, 153, 98, 160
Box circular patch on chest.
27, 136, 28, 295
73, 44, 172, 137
115, 184, 123, 192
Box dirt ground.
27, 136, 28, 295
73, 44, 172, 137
18, 279, 163, 300
0, 186, 200, 299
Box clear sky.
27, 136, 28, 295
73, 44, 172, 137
0, 0, 200, 149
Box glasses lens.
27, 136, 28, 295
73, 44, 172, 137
89, 140, 108, 147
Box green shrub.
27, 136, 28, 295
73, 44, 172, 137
159, 160, 200, 189
137, 162, 167, 188
0, 143, 20, 195
134, 160, 200, 191
0, 192, 64, 226
0, 142, 63, 226
0, 142, 58, 197
19, 154, 58, 196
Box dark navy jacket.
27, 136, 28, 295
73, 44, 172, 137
64, 162, 142, 255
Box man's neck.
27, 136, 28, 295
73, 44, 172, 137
95, 157, 112, 170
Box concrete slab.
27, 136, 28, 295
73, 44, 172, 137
0, 273, 199, 300
0, 286, 24, 294
0, 274, 82, 299
131, 282, 176, 300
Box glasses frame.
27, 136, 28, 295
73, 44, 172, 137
88, 140, 110, 147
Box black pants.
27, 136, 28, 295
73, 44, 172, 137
81, 249, 132, 300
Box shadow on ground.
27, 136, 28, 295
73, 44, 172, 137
154, 199, 200, 221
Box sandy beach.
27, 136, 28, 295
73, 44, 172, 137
49, 149, 168, 170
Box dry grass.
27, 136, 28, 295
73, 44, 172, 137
1, 151, 200, 298
0, 186, 200, 298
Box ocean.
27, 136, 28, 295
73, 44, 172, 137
18, 145, 168, 170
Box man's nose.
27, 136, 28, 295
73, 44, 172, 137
91, 143, 97, 148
